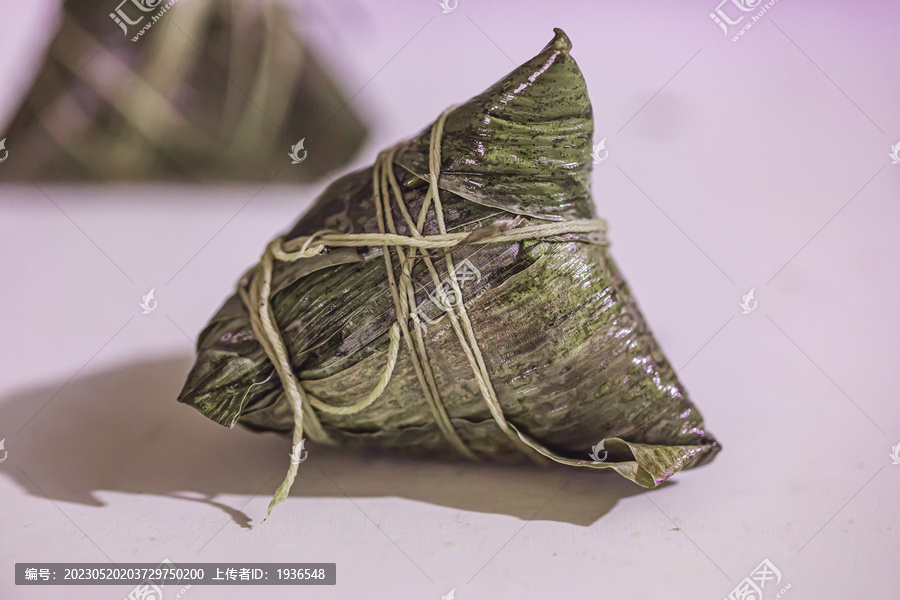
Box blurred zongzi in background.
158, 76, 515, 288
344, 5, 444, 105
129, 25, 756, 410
0, 0, 366, 182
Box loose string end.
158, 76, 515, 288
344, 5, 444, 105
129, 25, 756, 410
267, 459, 300, 517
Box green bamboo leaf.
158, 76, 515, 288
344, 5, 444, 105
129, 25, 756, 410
179, 28, 720, 488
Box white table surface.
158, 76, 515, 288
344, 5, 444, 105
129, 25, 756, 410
1, 0, 898, 598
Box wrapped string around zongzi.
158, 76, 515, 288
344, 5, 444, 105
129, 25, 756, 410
179, 28, 720, 513
0, 0, 365, 182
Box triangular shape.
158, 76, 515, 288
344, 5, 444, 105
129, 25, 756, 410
179, 29, 720, 503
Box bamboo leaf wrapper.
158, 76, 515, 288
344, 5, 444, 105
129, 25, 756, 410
178, 28, 720, 507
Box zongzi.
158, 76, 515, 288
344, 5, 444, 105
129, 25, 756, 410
179, 28, 720, 514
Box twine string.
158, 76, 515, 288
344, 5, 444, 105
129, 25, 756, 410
240, 107, 608, 514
